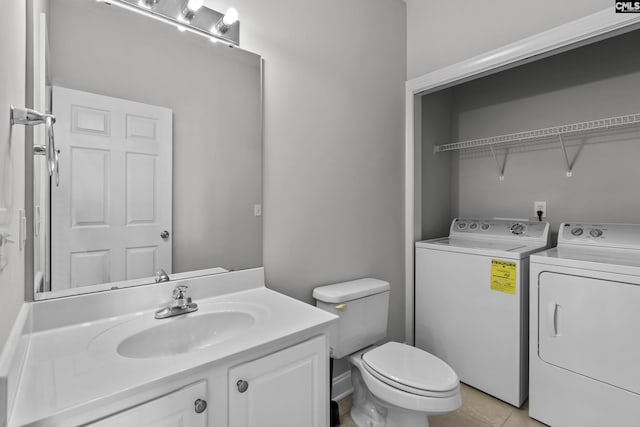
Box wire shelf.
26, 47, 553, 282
434, 112, 640, 153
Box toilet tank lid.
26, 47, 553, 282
313, 278, 390, 303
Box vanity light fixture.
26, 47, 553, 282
138, 0, 158, 9
214, 7, 238, 34
180, 0, 203, 23
100, 0, 240, 46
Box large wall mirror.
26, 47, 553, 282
28, 0, 262, 300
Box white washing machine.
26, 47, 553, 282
529, 223, 640, 427
415, 218, 550, 407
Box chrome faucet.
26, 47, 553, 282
155, 268, 170, 283
154, 284, 199, 319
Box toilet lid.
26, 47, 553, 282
362, 342, 459, 393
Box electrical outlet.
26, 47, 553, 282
534, 201, 547, 219
254, 204, 262, 217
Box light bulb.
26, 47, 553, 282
222, 7, 238, 26
186, 0, 204, 12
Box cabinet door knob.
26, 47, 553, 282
194, 398, 207, 414
237, 379, 249, 393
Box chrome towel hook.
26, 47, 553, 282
10, 105, 60, 186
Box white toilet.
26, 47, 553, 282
314, 278, 461, 427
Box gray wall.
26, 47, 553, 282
453, 30, 640, 234
206, 0, 408, 352
0, 1, 26, 351
422, 30, 640, 239
421, 91, 453, 240
406, 0, 610, 79
48, 0, 262, 273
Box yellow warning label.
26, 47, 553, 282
490, 259, 517, 295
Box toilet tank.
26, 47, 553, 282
313, 278, 390, 359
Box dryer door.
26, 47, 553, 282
538, 272, 640, 395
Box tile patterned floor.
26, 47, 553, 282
338, 384, 547, 427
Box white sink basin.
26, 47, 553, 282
88, 301, 268, 360
118, 311, 255, 358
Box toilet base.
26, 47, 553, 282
350, 366, 431, 427
350, 366, 385, 427
385, 407, 430, 427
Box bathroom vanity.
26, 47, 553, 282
4, 268, 336, 426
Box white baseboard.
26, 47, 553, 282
332, 370, 353, 401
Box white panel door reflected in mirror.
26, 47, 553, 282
51, 87, 172, 290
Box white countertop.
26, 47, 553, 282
9, 285, 336, 426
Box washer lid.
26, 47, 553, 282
415, 237, 548, 259
362, 342, 459, 393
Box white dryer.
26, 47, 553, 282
415, 218, 550, 407
529, 223, 640, 427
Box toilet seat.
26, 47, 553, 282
349, 345, 461, 414
361, 342, 459, 398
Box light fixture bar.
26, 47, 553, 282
103, 0, 240, 46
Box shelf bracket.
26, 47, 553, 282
558, 134, 573, 177
489, 144, 507, 181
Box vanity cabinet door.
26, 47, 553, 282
229, 335, 328, 427
87, 381, 207, 427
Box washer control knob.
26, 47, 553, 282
510, 223, 527, 235
457, 222, 467, 230
589, 228, 603, 238
481, 223, 490, 231
469, 223, 478, 230
571, 227, 584, 236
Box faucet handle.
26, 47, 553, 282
155, 268, 170, 283
172, 285, 189, 300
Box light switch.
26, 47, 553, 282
19, 209, 26, 251
0, 208, 7, 227
0, 208, 9, 272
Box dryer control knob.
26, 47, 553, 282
481, 223, 490, 231
510, 223, 527, 235
589, 228, 603, 238
470, 223, 478, 230
571, 227, 584, 236
457, 222, 467, 230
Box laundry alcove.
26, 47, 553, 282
404, 10, 640, 343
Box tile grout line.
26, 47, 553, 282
500, 411, 515, 427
